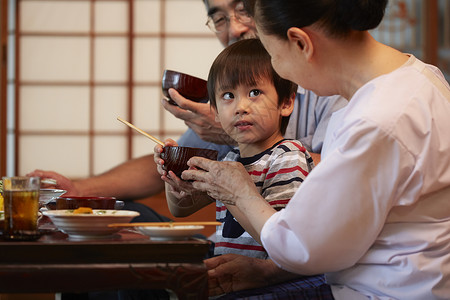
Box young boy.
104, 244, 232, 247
155, 38, 315, 259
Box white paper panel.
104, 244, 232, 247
132, 134, 156, 158
164, 38, 222, 80
20, 1, 90, 32
163, 106, 187, 132
94, 37, 128, 81
134, 38, 161, 82
133, 86, 161, 131
7, 35, 15, 80
7, 83, 15, 128
93, 136, 128, 175
20, 86, 90, 131
15, 0, 225, 178
131, 133, 183, 158
95, 1, 128, 33
20, 36, 90, 81
134, 0, 161, 33
93, 86, 128, 131
166, 0, 211, 33
19, 136, 89, 178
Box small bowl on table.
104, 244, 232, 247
161, 146, 218, 178
42, 209, 140, 240
39, 189, 67, 207
161, 69, 209, 105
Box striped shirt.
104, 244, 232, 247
214, 139, 314, 258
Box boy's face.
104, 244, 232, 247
204, 0, 257, 47
213, 78, 294, 156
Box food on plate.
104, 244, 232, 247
73, 207, 94, 214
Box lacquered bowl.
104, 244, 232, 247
47, 196, 124, 210
161, 146, 218, 178
161, 69, 208, 105
39, 189, 67, 205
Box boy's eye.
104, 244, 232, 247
249, 89, 261, 98
223, 92, 234, 100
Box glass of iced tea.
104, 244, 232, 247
2, 176, 40, 241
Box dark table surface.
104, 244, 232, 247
0, 225, 211, 300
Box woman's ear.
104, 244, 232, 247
287, 27, 314, 61
281, 93, 296, 117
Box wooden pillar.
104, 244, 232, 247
0, 0, 8, 177
422, 0, 439, 65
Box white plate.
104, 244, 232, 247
39, 189, 67, 205
43, 209, 140, 240
137, 225, 204, 241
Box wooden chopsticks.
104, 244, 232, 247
117, 117, 165, 146
108, 221, 221, 228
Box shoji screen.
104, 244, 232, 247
16, 0, 222, 177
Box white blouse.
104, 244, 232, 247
260, 56, 450, 300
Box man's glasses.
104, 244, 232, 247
206, 2, 253, 33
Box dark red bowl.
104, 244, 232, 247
161, 70, 208, 105
161, 146, 218, 178
48, 196, 122, 210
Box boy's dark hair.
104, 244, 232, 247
207, 38, 297, 135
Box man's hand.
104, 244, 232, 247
161, 88, 235, 145
26, 170, 80, 196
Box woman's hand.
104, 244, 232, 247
182, 158, 258, 205
183, 157, 276, 242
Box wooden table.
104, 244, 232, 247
0, 229, 211, 300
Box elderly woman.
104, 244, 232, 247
182, 0, 450, 299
